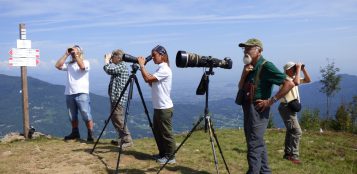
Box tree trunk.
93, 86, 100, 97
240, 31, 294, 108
326, 95, 330, 119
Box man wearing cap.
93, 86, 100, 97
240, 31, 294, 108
103, 49, 133, 148
279, 62, 311, 164
238, 38, 295, 173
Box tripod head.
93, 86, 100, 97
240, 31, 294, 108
196, 66, 215, 95
130, 63, 140, 74
193, 65, 217, 132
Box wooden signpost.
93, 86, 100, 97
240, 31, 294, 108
8, 24, 40, 139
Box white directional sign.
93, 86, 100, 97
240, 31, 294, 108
8, 47, 40, 67
17, 39, 31, 48
9, 48, 40, 58
9, 57, 37, 67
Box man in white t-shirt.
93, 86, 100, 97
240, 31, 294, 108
138, 45, 176, 164
55, 45, 94, 142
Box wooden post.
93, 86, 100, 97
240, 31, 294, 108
19, 23, 30, 139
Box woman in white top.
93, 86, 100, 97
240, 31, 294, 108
279, 62, 311, 164
138, 45, 176, 164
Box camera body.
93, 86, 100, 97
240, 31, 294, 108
122, 54, 152, 64
176, 51, 232, 69
67, 48, 73, 53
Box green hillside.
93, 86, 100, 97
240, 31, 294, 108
1, 129, 356, 174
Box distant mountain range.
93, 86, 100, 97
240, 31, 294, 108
1, 74, 356, 139
0, 74, 240, 139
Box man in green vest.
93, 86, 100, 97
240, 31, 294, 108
238, 38, 295, 174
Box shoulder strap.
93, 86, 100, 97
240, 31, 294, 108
254, 60, 267, 85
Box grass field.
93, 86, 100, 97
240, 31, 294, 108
0, 129, 356, 174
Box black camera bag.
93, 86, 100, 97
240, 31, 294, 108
235, 89, 245, 105
288, 99, 301, 112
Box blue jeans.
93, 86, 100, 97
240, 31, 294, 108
243, 103, 272, 174
66, 93, 92, 122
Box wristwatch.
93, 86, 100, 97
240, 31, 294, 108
270, 96, 278, 103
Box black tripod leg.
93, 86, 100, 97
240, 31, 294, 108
157, 116, 205, 174
133, 76, 160, 146
133, 76, 154, 131
206, 117, 220, 174
115, 77, 135, 174
210, 121, 231, 174
91, 74, 133, 154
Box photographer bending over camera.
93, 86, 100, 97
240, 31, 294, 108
55, 45, 95, 142
278, 62, 311, 164
103, 49, 133, 148
137, 45, 176, 164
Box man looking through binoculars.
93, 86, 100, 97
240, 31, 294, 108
55, 45, 95, 142
103, 49, 133, 148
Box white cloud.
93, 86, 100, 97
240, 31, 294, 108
2, 0, 356, 33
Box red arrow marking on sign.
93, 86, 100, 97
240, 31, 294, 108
9, 49, 13, 55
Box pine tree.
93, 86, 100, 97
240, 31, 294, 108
335, 105, 351, 131
300, 108, 320, 131
347, 96, 357, 133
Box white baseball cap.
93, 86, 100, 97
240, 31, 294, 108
284, 62, 296, 71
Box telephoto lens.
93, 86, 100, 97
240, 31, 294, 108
122, 54, 152, 64
176, 50, 232, 69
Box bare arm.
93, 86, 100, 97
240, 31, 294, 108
293, 64, 301, 85
301, 65, 311, 83
238, 64, 253, 89
273, 79, 295, 101
255, 79, 295, 112
138, 57, 158, 83
76, 58, 86, 70
55, 53, 69, 70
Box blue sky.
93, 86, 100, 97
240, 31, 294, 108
0, 0, 357, 96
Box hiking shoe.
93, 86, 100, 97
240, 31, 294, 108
284, 154, 302, 164
111, 140, 119, 146
87, 136, 94, 142
290, 158, 302, 164
119, 142, 133, 149
283, 154, 291, 160
152, 154, 163, 160
64, 131, 80, 140
87, 129, 94, 142
156, 156, 176, 164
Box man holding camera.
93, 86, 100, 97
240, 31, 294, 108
103, 49, 133, 148
55, 45, 95, 142
238, 38, 295, 174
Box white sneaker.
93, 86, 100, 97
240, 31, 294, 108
156, 156, 176, 164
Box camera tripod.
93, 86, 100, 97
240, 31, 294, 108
91, 63, 156, 174
157, 67, 230, 174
